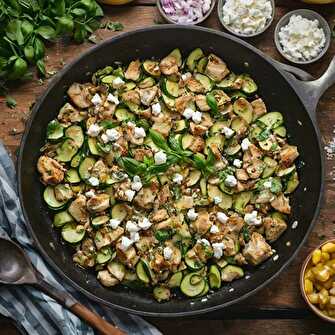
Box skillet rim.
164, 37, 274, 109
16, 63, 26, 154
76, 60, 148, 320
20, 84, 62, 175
18, 25, 325, 317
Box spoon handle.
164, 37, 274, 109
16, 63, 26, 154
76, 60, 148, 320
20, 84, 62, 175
36, 278, 126, 335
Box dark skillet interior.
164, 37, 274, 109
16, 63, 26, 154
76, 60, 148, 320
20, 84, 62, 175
19, 26, 322, 317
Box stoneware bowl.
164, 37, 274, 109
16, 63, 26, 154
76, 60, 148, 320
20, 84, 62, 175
300, 239, 335, 324
157, 0, 216, 25
274, 9, 331, 65
217, 0, 275, 37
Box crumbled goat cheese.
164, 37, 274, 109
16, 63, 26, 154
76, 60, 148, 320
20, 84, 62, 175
187, 208, 198, 221
127, 121, 135, 128
278, 15, 326, 62
125, 189, 136, 202
199, 239, 211, 247
100, 133, 109, 143
173, 173, 183, 184
106, 128, 121, 142
210, 225, 219, 234
183, 107, 194, 120
119, 236, 133, 251
126, 221, 140, 232
182, 72, 192, 81
112, 77, 125, 88
88, 176, 99, 186
217, 212, 228, 224
222, 0, 273, 35
85, 190, 95, 198
152, 102, 162, 116
163, 247, 173, 260
225, 175, 237, 187
241, 138, 251, 151
134, 127, 146, 139
109, 218, 121, 229
91, 93, 102, 106
291, 220, 298, 229
244, 211, 262, 226
233, 158, 242, 168
138, 217, 152, 230
107, 93, 119, 105
130, 231, 140, 242
222, 126, 234, 138
212, 242, 225, 259
87, 124, 101, 137
154, 151, 167, 165
263, 180, 272, 189
214, 196, 222, 204
131, 175, 143, 192
192, 111, 202, 124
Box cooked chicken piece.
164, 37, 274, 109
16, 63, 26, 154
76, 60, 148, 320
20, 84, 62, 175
192, 211, 211, 235
246, 158, 264, 179
151, 208, 169, 223
68, 195, 89, 223
236, 180, 256, 193
255, 189, 274, 204
175, 195, 194, 210
122, 90, 141, 105
189, 136, 205, 153
195, 94, 211, 112
190, 112, 213, 136
225, 216, 244, 235
97, 270, 119, 287
236, 169, 249, 181
242, 232, 272, 265
151, 252, 170, 272
95, 226, 124, 250
263, 216, 287, 242
139, 86, 158, 106
143, 61, 161, 77
117, 246, 139, 268
115, 180, 132, 201
73, 250, 95, 268
155, 218, 173, 230
91, 160, 109, 183
134, 187, 156, 209
223, 235, 238, 256
249, 144, 263, 160
234, 253, 247, 265
87, 193, 110, 213
57, 103, 86, 126
133, 148, 153, 161
156, 184, 171, 206
205, 54, 229, 82
213, 90, 231, 108
187, 77, 206, 93
135, 235, 157, 252
251, 98, 267, 119
37, 156, 65, 185
100, 102, 117, 120
54, 184, 73, 202
192, 242, 213, 262
271, 193, 291, 214
175, 94, 194, 114
67, 83, 93, 109
152, 121, 172, 138
279, 145, 299, 168
160, 55, 178, 76
125, 59, 141, 81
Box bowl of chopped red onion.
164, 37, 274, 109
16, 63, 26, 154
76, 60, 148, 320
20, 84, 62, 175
157, 0, 215, 25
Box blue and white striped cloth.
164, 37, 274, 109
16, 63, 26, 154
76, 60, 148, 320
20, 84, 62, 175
0, 142, 161, 335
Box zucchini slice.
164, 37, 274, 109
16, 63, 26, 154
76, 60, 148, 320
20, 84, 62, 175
187, 48, 204, 71
65, 169, 81, 184
136, 259, 152, 284
43, 186, 67, 210
88, 138, 102, 156
185, 251, 204, 270
107, 261, 126, 281
138, 77, 156, 89
273, 125, 287, 137
197, 56, 208, 73
143, 60, 160, 77
209, 265, 221, 289
276, 165, 296, 177
262, 156, 278, 178
71, 151, 84, 168
285, 171, 299, 194
233, 191, 252, 214
180, 273, 205, 297
174, 119, 187, 133
185, 170, 201, 187
162, 78, 180, 98
241, 75, 258, 95
92, 215, 109, 228
153, 286, 171, 302
78, 157, 96, 180
200, 178, 207, 196
96, 246, 112, 264
65, 125, 84, 148
194, 73, 213, 92
162, 93, 175, 110
197, 280, 209, 297
204, 134, 225, 155
233, 98, 253, 124
115, 108, 135, 122
47, 120, 64, 141
207, 185, 233, 210
167, 272, 183, 288
169, 48, 182, 67
217, 73, 237, 91
53, 211, 73, 228
257, 112, 284, 129
221, 265, 244, 282
61, 223, 85, 244
55, 139, 78, 162
111, 203, 128, 222
181, 133, 194, 150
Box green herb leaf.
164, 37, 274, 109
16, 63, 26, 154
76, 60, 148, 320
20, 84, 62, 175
36, 59, 46, 77
149, 129, 170, 152
155, 230, 172, 242
206, 93, 218, 114
101, 21, 124, 31
5, 96, 16, 109
36, 26, 57, 40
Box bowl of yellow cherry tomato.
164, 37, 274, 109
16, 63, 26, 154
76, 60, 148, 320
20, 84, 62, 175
301, 240, 335, 322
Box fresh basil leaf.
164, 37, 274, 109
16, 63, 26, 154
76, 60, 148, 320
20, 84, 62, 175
33, 38, 45, 60
5, 95, 16, 109
74, 26, 87, 43
101, 21, 124, 31
257, 128, 271, 141
36, 26, 56, 40
155, 230, 172, 242
24, 45, 34, 62
120, 157, 146, 176
95, 3, 104, 17
168, 134, 182, 152
21, 20, 34, 37
71, 8, 87, 17
99, 120, 117, 129
36, 59, 46, 77
149, 129, 170, 152
206, 93, 218, 114
57, 16, 74, 34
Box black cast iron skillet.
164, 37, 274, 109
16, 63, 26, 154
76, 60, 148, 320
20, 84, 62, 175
18, 26, 335, 317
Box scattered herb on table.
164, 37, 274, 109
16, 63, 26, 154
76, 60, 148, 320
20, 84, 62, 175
100, 21, 124, 31
5, 96, 17, 109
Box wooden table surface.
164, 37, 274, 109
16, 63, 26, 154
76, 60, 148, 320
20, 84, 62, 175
1, 0, 335, 334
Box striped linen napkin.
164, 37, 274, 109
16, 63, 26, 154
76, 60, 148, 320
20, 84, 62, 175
0, 142, 161, 335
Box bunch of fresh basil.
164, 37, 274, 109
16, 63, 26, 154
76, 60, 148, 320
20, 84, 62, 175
0, 0, 103, 82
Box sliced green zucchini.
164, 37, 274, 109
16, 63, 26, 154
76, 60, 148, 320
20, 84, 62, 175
180, 273, 205, 297
123, 82, 137, 91
197, 280, 209, 297
47, 120, 64, 141
194, 73, 213, 92
262, 156, 278, 178
78, 157, 96, 180
53, 211, 73, 228
229, 91, 247, 101
219, 182, 234, 195
273, 125, 287, 137
241, 75, 258, 95
107, 261, 126, 281
96, 246, 112, 264
136, 259, 152, 284
162, 78, 180, 98
71, 151, 83, 168
233, 98, 253, 124
210, 121, 230, 135
125, 101, 140, 114
221, 265, 244, 282
92, 215, 109, 228
204, 134, 225, 155
115, 108, 135, 122
169, 48, 182, 67
225, 140, 241, 156
196, 56, 208, 73
88, 137, 101, 156
153, 286, 171, 302
167, 272, 183, 288
257, 112, 284, 129
181, 133, 195, 150
187, 48, 204, 71
138, 77, 156, 89
54, 184, 73, 202
276, 165, 296, 177
200, 178, 207, 196
101, 75, 116, 84
231, 117, 248, 133
55, 139, 78, 162
174, 119, 187, 133
249, 125, 263, 142
43, 186, 67, 210
233, 191, 252, 214
61, 223, 85, 244
217, 73, 237, 91
185, 252, 204, 270
111, 203, 128, 222
185, 170, 201, 187
208, 185, 233, 210
162, 93, 175, 110
65, 169, 81, 184
285, 171, 299, 194
143, 60, 160, 77
65, 125, 84, 148
209, 265, 221, 289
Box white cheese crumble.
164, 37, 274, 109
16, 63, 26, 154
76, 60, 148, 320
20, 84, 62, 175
106, 128, 121, 142
192, 111, 203, 124
212, 242, 225, 259
109, 218, 121, 229
173, 173, 183, 185
88, 176, 99, 186
278, 15, 326, 62
131, 175, 142, 192
127, 121, 135, 128
126, 221, 140, 232
163, 247, 173, 260
134, 127, 146, 139
112, 77, 125, 88
222, 126, 234, 139
183, 107, 194, 120
154, 151, 167, 165
217, 212, 228, 224
125, 189, 136, 202
151, 102, 162, 116
91, 93, 102, 106
107, 93, 119, 105
225, 175, 237, 187
222, 0, 273, 35
119, 236, 133, 251
244, 211, 262, 226
100, 133, 109, 144
273, 254, 279, 262
210, 225, 219, 234
213, 196, 222, 205
130, 231, 140, 243
199, 239, 210, 247
291, 220, 298, 229
187, 208, 198, 221
87, 124, 101, 137
233, 158, 242, 168
85, 190, 95, 198
182, 72, 192, 82
241, 138, 251, 151
138, 217, 152, 230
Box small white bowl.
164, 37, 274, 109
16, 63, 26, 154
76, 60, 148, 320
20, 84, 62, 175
274, 9, 331, 65
217, 0, 275, 38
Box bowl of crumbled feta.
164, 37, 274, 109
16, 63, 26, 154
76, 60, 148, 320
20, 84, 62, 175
157, 0, 215, 25
218, 0, 275, 37
275, 9, 331, 64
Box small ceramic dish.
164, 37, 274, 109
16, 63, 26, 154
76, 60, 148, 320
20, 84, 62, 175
217, 0, 275, 38
300, 239, 335, 324
157, 0, 216, 25
274, 9, 331, 65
